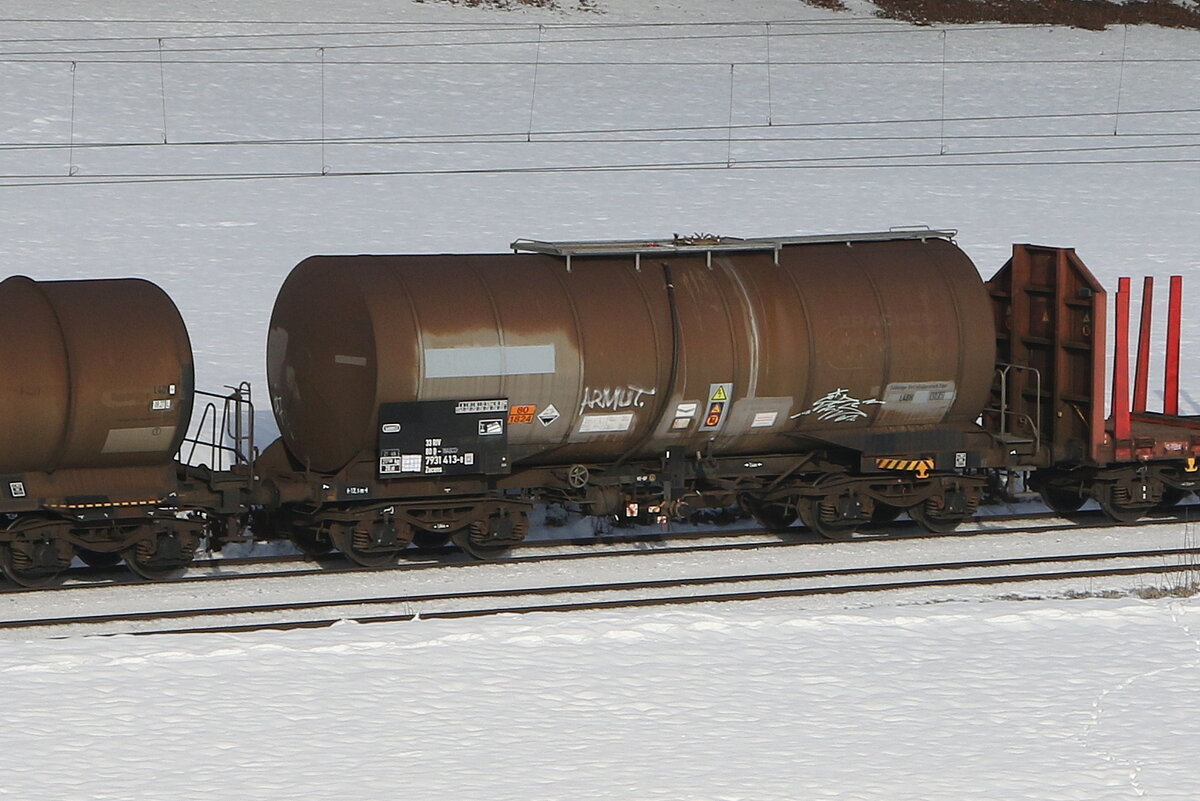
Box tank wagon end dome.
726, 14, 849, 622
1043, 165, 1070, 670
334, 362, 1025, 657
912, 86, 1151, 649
0, 275, 194, 474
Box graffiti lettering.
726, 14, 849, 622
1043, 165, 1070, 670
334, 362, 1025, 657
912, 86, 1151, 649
792, 388, 884, 423
579, 385, 657, 415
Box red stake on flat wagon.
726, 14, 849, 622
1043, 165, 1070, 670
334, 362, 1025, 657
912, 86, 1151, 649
1133, 276, 1153, 414
1113, 277, 1132, 441
1165, 274, 1183, 416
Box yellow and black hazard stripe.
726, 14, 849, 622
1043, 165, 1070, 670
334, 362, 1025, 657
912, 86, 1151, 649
875, 458, 935, 478
46, 498, 166, 510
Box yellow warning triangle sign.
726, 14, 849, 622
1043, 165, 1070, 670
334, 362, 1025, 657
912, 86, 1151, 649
711, 385, 728, 401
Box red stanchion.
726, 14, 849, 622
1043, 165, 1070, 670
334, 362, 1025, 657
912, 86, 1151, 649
1165, 275, 1182, 416
1113, 277, 1131, 441
1133, 276, 1153, 413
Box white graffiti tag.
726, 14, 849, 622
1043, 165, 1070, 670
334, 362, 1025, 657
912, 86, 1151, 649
579, 385, 657, 415
792, 388, 884, 423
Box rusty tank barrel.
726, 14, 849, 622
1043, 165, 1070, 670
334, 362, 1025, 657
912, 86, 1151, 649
267, 234, 995, 474
0, 276, 194, 473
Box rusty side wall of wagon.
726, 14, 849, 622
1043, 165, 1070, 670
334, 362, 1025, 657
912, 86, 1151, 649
267, 236, 995, 475
657, 239, 995, 454
267, 254, 672, 473
0, 276, 194, 476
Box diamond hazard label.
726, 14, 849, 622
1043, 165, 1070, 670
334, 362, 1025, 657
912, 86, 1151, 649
538, 404, 561, 427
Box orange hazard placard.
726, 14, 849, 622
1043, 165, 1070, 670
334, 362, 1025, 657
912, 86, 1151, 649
508, 404, 537, 424
700, 382, 733, 430
704, 402, 725, 427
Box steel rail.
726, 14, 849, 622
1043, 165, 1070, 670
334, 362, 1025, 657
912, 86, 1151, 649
5, 505, 1196, 595
8, 546, 1200, 637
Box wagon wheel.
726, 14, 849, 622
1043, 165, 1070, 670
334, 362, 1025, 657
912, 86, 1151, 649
738, 494, 798, 532
76, 548, 123, 568
411, 529, 452, 550
1097, 496, 1146, 524
453, 512, 530, 561
753, 504, 799, 532
122, 527, 199, 581
1, 517, 73, 587
290, 526, 334, 558
0, 542, 67, 588
870, 503, 903, 525
328, 522, 406, 568
908, 496, 975, 534
1095, 484, 1149, 525
797, 496, 860, 541
1039, 485, 1086, 516
1157, 487, 1190, 512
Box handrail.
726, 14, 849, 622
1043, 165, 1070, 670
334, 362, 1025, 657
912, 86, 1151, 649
177, 383, 255, 471
511, 229, 957, 271
986, 363, 1042, 455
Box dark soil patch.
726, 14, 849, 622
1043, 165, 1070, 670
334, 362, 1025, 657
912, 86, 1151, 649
414, 0, 599, 10
802, 0, 1200, 30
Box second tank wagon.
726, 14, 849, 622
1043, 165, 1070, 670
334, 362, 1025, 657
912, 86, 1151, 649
261, 230, 1003, 557
267, 231, 995, 472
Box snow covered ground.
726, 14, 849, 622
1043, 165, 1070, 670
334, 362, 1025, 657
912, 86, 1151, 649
6, 599, 1200, 799
3, 1, 1200, 798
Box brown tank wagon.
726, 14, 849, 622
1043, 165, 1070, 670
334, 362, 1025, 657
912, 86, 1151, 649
261, 230, 1010, 556
268, 234, 994, 472
0, 276, 193, 473
0, 276, 236, 585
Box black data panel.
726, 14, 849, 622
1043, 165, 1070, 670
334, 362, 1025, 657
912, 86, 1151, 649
377, 398, 510, 478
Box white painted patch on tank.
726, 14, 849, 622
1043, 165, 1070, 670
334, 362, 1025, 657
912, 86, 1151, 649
100, 426, 176, 454
424, 345, 556, 379
578, 413, 634, 433
875, 381, 957, 425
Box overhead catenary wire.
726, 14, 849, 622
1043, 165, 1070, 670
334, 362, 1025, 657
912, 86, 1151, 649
3, 15, 1190, 190
5, 130, 1200, 152
67, 60, 76, 175
0, 23, 1062, 59
4, 153, 1200, 190
765, 21, 773, 126
526, 25, 542, 142
318, 47, 326, 174
6, 137, 1198, 177
0, 17, 921, 46
1114, 23, 1130, 135
157, 37, 168, 142
0, 16, 878, 29
3, 106, 1196, 152
7, 56, 1200, 66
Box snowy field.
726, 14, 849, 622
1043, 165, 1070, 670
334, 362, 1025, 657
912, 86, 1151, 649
3, 1, 1200, 798
7, 600, 1200, 800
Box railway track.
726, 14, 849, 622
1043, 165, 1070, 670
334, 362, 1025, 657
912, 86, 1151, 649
6, 504, 1195, 595
5, 544, 1198, 639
